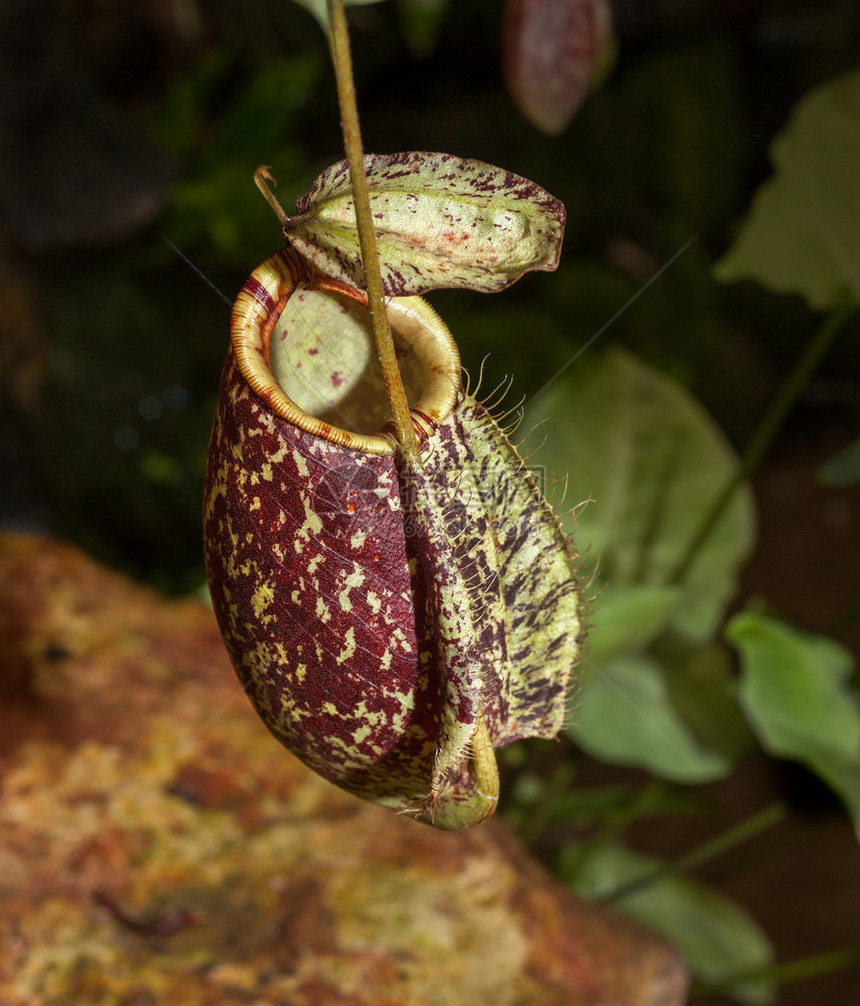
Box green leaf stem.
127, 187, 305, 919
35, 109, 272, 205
562, 843, 775, 1004
727, 613, 860, 838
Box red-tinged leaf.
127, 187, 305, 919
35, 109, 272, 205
502, 0, 612, 135
283, 151, 565, 296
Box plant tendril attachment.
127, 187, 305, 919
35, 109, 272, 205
254, 165, 288, 227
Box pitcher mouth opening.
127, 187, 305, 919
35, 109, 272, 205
230, 249, 461, 455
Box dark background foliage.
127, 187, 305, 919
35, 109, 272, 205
1, 1, 859, 1002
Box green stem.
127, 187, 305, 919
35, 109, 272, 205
603, 802, 786, 904
326, 0, 420, 462
690, 947, 860, 997
670, 297, 857, 584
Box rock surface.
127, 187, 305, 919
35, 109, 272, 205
0, 534, 688, 1006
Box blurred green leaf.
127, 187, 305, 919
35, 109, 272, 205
153, 51, 233, 156
206, 57, 322, 164
571, 654, 738, 782
396, 0, 450, 56
156, 56, 321, 265
152, 56, 321, 263
581, 38, 746, 229
715, 70, 860, 310
139, 449, 186, 484
165, 149, 308, 262
561, 843, 775, 1004
505, 776, 708, 832
528, 349, 755, 641
154, 54, 321, 163
817, 437, 860, 487
658, 641, 754, 769
292, 0, 390, 32
549, 782, 706, 826
727, 613, 860, 838
587, 583, 680, 667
